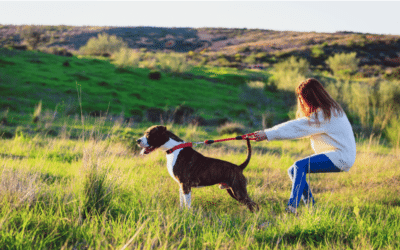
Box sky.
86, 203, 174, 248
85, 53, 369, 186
1, 1, 400, 35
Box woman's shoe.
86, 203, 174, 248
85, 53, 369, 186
285, 205, 297, 215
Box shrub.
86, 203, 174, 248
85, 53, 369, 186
235, 54, 242, 62
347, 39, 356, 47
79, 33, 128, 56
359, 65, 382, 78
113, 47, 141, 69
326, 79, 400, 135
145, 107, 164, 122
217, 122, 245, 135
210, 57, 231, 67
0, 127, 13, 138
384, 66, 400, 81
255, 52, 268, 62
271, 56, 310, 91
154, 52, 192, 74
171, 104, 195, 124
18, 25, 50, 50
326, 52, 360, 78
148, 70, 161, 80
311, 45, 325, 59
243, 53, 257, 64
385, 116, 400, 147
264, 79, 278, 92
237, 46, 251, 53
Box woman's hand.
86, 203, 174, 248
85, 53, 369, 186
253, 130, 268, 141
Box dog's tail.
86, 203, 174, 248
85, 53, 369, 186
239, 138, 252, 170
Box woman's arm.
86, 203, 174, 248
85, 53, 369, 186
258, 116, 327, 141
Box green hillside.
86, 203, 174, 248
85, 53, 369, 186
0, 48, 286, 125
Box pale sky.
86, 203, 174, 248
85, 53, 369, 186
1, 1, 400, 35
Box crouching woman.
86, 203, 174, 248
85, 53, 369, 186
254, 78, 356, 214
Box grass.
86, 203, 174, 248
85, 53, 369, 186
0, 118, 399, 249
0, 48, 282, 124
1, 43, 400, 248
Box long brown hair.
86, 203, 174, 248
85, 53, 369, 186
296, 78, 343, 122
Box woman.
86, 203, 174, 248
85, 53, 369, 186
253, 78, 356, 214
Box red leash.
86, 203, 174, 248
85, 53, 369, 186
166, 133, 257, 154
203, 133, 257, 145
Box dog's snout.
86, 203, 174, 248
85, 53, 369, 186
136, 139, 141, 144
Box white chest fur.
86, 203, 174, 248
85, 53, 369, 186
166, 149, 181, 183
158, 138, 183, 183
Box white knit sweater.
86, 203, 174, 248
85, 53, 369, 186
263, 110, 356, 172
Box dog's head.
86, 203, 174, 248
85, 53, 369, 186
136, 125, 170, 155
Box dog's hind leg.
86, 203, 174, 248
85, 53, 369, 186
230, 183, 259, 212
226, 189, 239, 201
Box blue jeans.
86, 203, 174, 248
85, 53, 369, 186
288, 154, 341, 208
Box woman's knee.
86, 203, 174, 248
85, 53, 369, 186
288, 165, 295, 181
294, 158, 309, 171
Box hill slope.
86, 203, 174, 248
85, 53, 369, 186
0, 48, 288, 126
1, 25, 400, 71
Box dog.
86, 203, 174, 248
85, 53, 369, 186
136, 125, 259, 212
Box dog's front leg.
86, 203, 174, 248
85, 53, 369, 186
184, 192, 191, 209
179, 184, 192, 209
179, 188, 185, 208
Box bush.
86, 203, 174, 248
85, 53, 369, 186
217, 122, 245, 135
311, 45, 325, 59
210, 57, 231, 67
326, 79, 400, 135
243, 53, 257, 64
235, 54, 242, 62
264, 79, 278, 92
237, 46, 251, 53
326, 52, 360, 78
148, 70, 161, 80
18, 25, 50, 50
79, 33, 128, 56
154, 52, 192, 74
385, 117, 400, 147
0, 128, 13, 139
384, 66, 400, 81
271, 56, 310, 91
112, 48, 141, 69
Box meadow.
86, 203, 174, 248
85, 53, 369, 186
0, 118, 399, 249
1, 33, 400, 249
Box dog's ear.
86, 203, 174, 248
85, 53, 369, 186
157, 125, 167, 133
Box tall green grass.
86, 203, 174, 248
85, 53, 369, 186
265, 55, 400, 141
326, 79, 400, 136
0, 116, 399, 249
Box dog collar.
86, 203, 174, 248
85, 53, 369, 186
166, 142, 193, 154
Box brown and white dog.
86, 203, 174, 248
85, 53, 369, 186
136, 125, 259, 212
